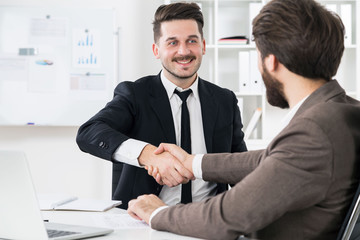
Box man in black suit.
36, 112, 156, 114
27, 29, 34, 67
76, 2, 247, 209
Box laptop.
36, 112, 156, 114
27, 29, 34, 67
0, 151, 113, 240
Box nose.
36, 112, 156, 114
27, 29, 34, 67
177, 42, 190, 55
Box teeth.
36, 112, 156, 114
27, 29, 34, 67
178, 59, 191, 64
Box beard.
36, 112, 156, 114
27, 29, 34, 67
261, 62, 289, 109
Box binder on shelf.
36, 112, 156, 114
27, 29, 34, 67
249, 3, 262, 45
238, 51, 250, 94
340, 4, 352, 45
244, 107, 262, 140
249, 50, 263, 94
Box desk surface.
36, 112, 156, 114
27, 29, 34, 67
41, 208, 203, 240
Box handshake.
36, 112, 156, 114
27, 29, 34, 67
138, 143, 196, 187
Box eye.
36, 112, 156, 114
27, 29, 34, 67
169, 41, 177, 46
189, 39, 197, 43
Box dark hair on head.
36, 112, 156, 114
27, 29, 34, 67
152, 2, 204, 43
252, 0, 345, 81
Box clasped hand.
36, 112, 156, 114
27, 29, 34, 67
128, 144, 195, 224
139, 143, 194, 187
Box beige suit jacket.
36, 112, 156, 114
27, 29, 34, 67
152, 80, 360, 240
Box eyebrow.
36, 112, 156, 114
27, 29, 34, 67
165, 35, 200, 42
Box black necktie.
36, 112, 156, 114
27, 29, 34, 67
174, 89, 192, 204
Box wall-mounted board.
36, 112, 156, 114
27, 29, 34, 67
0, 6, 116, 126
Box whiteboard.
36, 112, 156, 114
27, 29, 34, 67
0, 6, 116, 126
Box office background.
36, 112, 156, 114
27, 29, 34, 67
0, 0, 359, 201
0, 0, 165, 200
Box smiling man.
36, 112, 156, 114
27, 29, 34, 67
76, 2, 247, 209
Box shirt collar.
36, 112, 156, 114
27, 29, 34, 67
160, 71, 199, 101
281, 95, 309, 128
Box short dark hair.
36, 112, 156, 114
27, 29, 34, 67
152, 2, 204, 44
252, 0, 345, 81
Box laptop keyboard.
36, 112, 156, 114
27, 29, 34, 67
47, 229, 80, 238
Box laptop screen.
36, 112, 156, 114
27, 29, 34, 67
0, 151, 113, 240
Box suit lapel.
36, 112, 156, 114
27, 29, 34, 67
149, 74, 176, 144
198, 79, 218, 153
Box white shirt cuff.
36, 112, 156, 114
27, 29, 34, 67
149, 206, 169, 228
192, 154, 204, 179
112, 139, 149, 167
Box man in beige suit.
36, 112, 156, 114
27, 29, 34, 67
127, 0, 360, 239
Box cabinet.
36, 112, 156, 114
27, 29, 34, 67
164, 0, 359, 149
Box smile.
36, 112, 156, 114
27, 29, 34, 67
173, 56, 195, 65
177, 59, 192, 64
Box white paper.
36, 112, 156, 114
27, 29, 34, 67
37, 194, 78, 210
28, 56, 57, 92
55, 198, 121, 212
70, 73, 106, 91
92, 213, 149, 229
29, 17, 68, 45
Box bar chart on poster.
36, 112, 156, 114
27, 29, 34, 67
0, 6, 116, 126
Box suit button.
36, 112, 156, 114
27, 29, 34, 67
99, 142, 104, 147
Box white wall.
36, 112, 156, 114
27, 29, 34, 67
0, 0, 163, 200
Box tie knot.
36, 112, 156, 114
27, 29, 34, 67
174, 89, 192, 102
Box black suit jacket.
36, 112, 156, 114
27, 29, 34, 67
76, 73, 247, 209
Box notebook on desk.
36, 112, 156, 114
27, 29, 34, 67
0, 151, 114, 240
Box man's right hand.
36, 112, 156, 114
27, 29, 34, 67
147, 143, 195, 186
138, 144, 194, 187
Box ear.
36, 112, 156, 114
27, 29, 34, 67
264, 54, 279, 73
152, 43, 160, 59
202, 39, 206, 55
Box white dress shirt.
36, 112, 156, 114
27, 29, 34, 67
112, 71, 217, 206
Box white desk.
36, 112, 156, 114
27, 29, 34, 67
41, 208, 203, 240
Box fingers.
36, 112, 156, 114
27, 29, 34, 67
153, 143, 165, 155
127, 194, 166, 224
127, 200, 143, 221
146, 143, 194, 187
173, 161, 194, 181
152, 168, 165, 185
161, 143, 188, 162
152, 167, 165, 185
161, 167, 185, 187
155, 173, 163, 185
146, 165, 152, 176
146, 163, 182, 187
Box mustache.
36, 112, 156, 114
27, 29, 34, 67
172, 55, 196, 62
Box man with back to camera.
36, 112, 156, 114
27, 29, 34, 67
76, 2, 247, 209
127, 0, 360, 239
